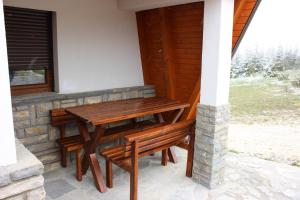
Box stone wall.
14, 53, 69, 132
0, 140, 45, 200
11, 86, 155, 172
193, 104, 229, 189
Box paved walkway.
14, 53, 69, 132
228, 124, 300, 166
44, 149, 300, 200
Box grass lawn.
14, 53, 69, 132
229, 78, 300, 124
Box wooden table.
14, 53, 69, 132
66, 97, 189, 192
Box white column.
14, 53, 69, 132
193, 0, 234, 189
0, 0, 17, 166
200, 0, 234, 106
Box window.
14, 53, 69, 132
4, 6, 54, 95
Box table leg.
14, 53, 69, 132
168, 108, 185, 163
78, 122, 91, 175
78, 121, 107, 193
171, 108, 184, 124
167, 148, 177, 163
89, 153, 107, 192
155, 113, 177, 163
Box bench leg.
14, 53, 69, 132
59, 125, 67, 167
61, 148, 68, 168
106, 160, 113, 188
130, 141, 139, 200
76, 149, 82, 181
161, 150, 168, 166
130, 170, 138, 200
186, 129, 196, 177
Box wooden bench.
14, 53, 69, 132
51, 108, 87, 181
50, 109, 79, 165
100, 120, 195, 200
50, 108, 162, 181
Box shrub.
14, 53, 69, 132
276, 72, 290, 81
291, 79, 300, 88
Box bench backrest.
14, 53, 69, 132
123, 120, 195, 159
50, 108, 78, 127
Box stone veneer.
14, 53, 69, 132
11, 86, 155, 172
0, 139, 45, 200
192, 104, 229, 189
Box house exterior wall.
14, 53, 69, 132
0, 0, 16, 166
4, 0, 144, 94
12, 86, 155, 172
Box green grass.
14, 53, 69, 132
291, 161, 300, 167
229, 79, 300, 124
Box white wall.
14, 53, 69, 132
200, 0, 234, 106
0, 0, 17, 166
4, 0, 144, 94
118, 0, 203, 11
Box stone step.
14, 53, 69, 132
27, 142, 58, 154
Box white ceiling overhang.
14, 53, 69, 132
118, 0, 204, 11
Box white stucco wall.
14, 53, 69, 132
118, 0, 203, 11
0, 0, 16, 166
4, 0, 144, 93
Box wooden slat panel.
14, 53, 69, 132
137, 1, 259, 121
168, 3, 203, 104
136, 2, 203, 105
101, 120, 194, 162
232, 0, 258, 49
136, 10, 167, 98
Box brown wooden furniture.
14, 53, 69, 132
65, 97, 189, 192
50, 109, 80, 168
50, 108, 163, 182
100, 120, 195, 200
50, 108, 83, 180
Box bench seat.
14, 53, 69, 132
100, 120, 196, 200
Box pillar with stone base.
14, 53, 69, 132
193, 104, 229, 188
192, 0, 234, 189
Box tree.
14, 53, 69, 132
271, 46, 285, 71
231, 46, 300, 79
231, 53, 243, 78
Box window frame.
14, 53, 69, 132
10, 69, 54, 96
4, 6, 54, 96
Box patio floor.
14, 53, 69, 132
44, 148, 300, 200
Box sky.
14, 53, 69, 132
237, 0, 300, 54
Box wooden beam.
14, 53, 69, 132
181, 78, 200, 120
159, 8, 176, 99
136, 12, 151, 84
233, 0, 248, 27
232, 0, 261, 55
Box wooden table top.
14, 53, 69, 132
65, 97, 189, 126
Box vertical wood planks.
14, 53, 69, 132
137, 1, 259, 121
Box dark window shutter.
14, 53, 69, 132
4, 6, 53, 71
